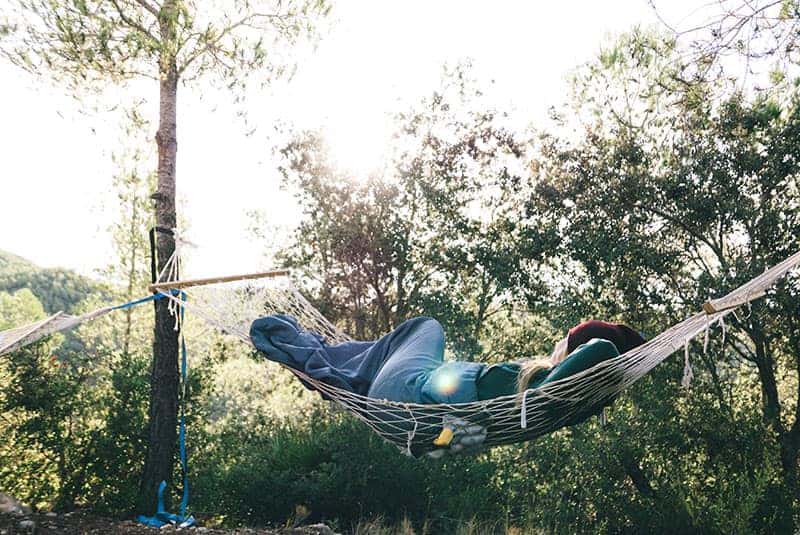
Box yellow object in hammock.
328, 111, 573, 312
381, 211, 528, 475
433, 427, 454, 446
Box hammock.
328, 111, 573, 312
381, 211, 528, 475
146, 250, 800, 457
2, 251, 798, 455
0, 294, 165, 357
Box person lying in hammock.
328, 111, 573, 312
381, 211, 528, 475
250, 315, 645, 454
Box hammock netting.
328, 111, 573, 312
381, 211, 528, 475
0, 307, 114, 356
2, 249, 799, 456
151, 250, 800, 456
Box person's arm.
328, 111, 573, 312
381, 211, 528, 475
540, 338, 619, 386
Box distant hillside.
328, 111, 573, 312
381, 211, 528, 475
0, 250, 108, 314
0, 250, 36, 273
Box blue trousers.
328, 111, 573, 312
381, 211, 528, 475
368, 317, 486, 404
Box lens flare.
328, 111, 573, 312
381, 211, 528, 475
433, 368, 459, 396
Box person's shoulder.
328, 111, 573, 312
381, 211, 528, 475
576, 337, 620, 356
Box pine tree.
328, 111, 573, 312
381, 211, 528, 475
1, 0, 330, 513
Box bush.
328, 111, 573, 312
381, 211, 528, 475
191, 413, 507, 532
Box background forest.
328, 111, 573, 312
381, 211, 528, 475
1, 1, 800, 534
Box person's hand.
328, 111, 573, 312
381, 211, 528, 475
426, 415, 487, 458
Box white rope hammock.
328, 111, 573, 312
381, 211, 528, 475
1, 248, 797, 455
150, 250, 800, 457
0, 307, 115, 356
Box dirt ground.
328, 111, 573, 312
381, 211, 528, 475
0, 511, 337, 535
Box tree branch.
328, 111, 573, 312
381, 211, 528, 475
134, 0, 160, 17
178, 11, 286, 74
109, 0, 159, 44
640, 202, 729, 274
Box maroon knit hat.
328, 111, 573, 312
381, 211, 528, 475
566, 320, 646, 355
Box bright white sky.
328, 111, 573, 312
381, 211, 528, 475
0, 0, 707, 281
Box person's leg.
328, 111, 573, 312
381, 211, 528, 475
367, 317, 446, 403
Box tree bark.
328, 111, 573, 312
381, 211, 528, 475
138, 2, 180, 513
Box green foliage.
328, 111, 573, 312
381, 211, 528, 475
205, 356, 319, 431
0, 251, 107, 314
84, 342, 152, 513
1, 340, 91, 509
0, 249, 37, 274
0, 317, 156, 512
0, 287, 47, 329
192, 413, 506, 532
278, 65, 558, 357
531, 31, 800, 531
0, 0, 330, 91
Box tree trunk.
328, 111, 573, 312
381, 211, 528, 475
617, 448, 696, 530
138, 12, 180, 512
747, 316, 799, 525
619, 454, 655, 498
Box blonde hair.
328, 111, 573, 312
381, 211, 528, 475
516, 358, 553, 393
549, 335, 569, 365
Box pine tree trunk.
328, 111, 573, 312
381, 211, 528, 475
138, 7, 180, 511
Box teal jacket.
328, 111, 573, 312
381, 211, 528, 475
417, 338, 620, 404
477, 338, 620, 399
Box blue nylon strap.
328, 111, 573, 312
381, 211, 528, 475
112, 293, 165, 310
136, 480, 195, 528
179, 414, 189, 517
157, 479, 166, 514
112, 289, 186, 311
178, 290, 189, 518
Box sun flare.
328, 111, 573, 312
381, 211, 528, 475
323, 113, 391, 180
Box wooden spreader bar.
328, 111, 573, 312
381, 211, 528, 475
702, 289, 766, 315
148, 269, 290, 293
